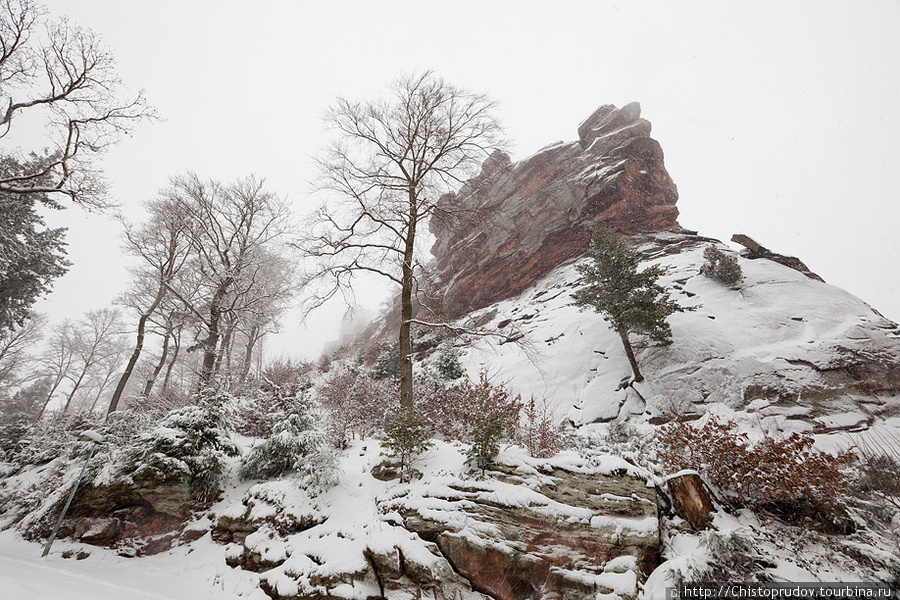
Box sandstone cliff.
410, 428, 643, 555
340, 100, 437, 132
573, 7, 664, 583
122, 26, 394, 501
429, 102, 680, 314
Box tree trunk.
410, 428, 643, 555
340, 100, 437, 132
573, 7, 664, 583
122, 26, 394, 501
35, 376, 65, 420
63, 368, 88, 413
107, 298, 160, 416
617, 326, 643, 383
142, 332, 170, 398
238, 324, 260, 384
398, 187, 418, 411
199, 307, 222, 387
199, 284, 230, 387
162, 331, 180, 393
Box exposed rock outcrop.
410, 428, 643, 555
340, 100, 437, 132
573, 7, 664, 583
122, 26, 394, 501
54, 474, 199, 556
454, 230, 900, 426
231, 447, 658, 600
395, 465, 660, 600
731, 234, 824, 282
429, 102, 680, 314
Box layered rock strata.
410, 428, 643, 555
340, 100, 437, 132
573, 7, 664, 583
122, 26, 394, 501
429, 102, 680, 314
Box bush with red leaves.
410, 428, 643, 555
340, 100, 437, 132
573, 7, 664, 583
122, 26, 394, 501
317, 367, 396, 448
520, 397, 564, 458
659, 414, 851, 518
417, 372, 522, 443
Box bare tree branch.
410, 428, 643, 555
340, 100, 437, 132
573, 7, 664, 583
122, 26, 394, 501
0, 0, 156, 209
296, 72, 505, 409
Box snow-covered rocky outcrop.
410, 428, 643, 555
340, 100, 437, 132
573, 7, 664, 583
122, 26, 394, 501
455, 231, 900, 429
213, 441, 659, 600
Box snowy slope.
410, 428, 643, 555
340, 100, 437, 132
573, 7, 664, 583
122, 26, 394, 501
454, 232, 900, 428
0, 529, 266, 600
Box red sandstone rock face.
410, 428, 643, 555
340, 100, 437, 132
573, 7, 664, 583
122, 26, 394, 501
429, 102, 680, 314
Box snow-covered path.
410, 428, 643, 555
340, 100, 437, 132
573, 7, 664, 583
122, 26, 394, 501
0, 530, 265, 600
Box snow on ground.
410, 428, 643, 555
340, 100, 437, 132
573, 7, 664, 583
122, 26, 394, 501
455, 238, 900, 426
0, 529, 266, 600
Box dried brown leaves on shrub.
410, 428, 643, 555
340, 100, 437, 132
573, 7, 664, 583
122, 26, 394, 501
417, 372, 522, 443
659, 414, 851, 517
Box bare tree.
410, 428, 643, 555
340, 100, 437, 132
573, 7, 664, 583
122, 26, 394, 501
299, 72, 504, 409
60, 308, 124, 413
35, 317, 75, 418
107, 194, 191, 415
0, 0, 154, 208
84, 338, 128, 414
0, 313, 44, 386
163, 173, 293, 387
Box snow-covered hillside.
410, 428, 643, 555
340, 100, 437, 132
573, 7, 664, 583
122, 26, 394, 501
454, 231, 900, 429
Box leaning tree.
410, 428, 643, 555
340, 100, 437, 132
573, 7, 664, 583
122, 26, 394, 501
299, 72, 504, 410
572, 226, 691, 383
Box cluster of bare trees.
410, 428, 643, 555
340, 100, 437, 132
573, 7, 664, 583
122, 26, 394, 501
0, 172, 294, 421
106, 173, 295, 415
1, 1, 508, 423
0, 309, 129, 421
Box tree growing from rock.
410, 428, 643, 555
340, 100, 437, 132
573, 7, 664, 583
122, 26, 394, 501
701, 244, 742, 285
573, 226, 690, 382
299, 72, 504, 410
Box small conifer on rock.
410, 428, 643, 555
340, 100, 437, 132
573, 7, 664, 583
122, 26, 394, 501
702, 244, 743, 285
573, 226, 692, 382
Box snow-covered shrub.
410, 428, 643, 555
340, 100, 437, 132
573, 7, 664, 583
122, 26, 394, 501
466, 412, 504, 475
433, 342, 464, 381
0, 416, 31, 462
853, 430, 900, 529
418, 372, 522, 444
119, 386, 239, 502
418, 372, 522, 473
382, 408, 432, 483
317, 367, 395, 447
659, 414, 851, 519
134, 387, 192, 418
11, 412, 101, 465
520, 397, 564, 458
672, 529, 771, 585
372, 342, 401, 380
239, 394, 338, 494
232, 390, 290, 438
702, 244, 742, 285
259, 358, 313, 399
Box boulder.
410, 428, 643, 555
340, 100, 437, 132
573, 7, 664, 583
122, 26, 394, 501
56, 476, 197, 555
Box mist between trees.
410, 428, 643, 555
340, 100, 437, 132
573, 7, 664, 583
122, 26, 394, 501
0, 0, 512, 422
0, 0, 626, 423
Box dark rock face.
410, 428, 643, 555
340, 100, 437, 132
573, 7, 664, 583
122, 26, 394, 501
429, 102, 680, 314
731, 234, 824, 282
60, 475, 199, 555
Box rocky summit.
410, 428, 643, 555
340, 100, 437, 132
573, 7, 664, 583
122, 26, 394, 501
423, 103, 900, 429
429, 102, 680, 315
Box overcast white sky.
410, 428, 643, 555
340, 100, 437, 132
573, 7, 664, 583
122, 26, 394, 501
32, 0, 900, 359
